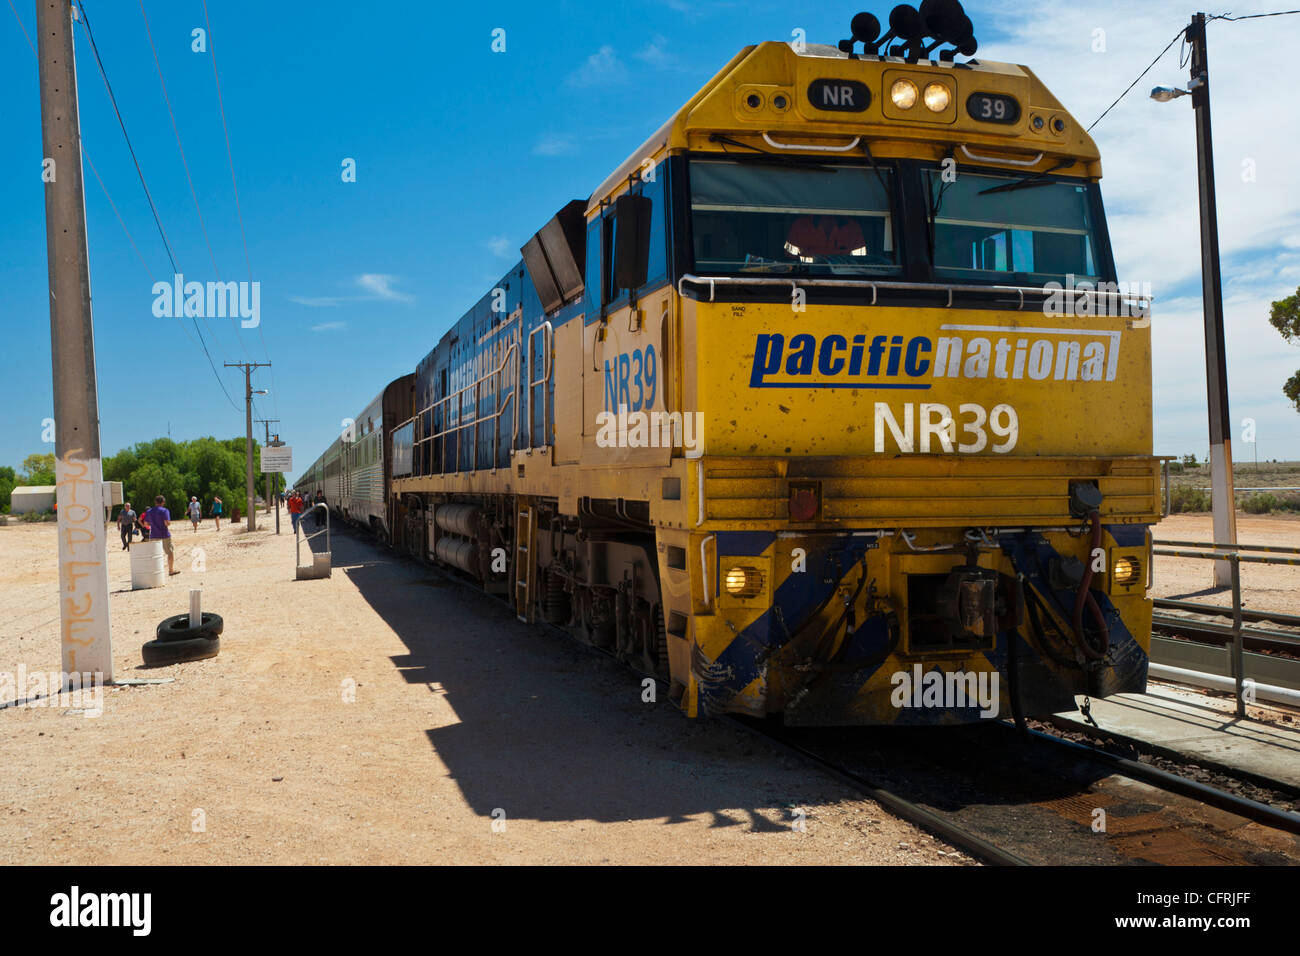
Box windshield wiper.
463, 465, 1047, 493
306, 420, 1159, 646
977, 159, 1076, 195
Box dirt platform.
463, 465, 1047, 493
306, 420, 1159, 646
0, 513, 965, 865
1151, 514, 1300, 615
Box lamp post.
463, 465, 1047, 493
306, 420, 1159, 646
1151, 11, 1238, 587
226, 362, 270, 531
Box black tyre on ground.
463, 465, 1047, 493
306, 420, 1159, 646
155, 612, 223, 643
141, 635, 220, 667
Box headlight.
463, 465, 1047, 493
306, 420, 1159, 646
724, 566, 763, 598
1112, 555, 1142, 587
890, 79, 918, 110
923, 82, 950, 113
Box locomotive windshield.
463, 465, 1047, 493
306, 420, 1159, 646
925, 169, 1104, 285
689, 159, 900, 276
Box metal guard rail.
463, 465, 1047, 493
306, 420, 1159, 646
1151, 538, 1300, 716
295, 503, 331, 580
677, 273, 1152, 315
395, 337, 520, 475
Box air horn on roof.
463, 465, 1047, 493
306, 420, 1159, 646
838, 0, 978, 62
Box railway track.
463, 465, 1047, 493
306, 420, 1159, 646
742, 719, 1300, 866
1151, 598, 1300, 656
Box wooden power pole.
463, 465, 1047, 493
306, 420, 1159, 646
1186, 12, 1238, 586
226, 362, 269, 531
38, 0, 113, 682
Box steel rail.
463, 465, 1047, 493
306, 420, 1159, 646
723, 717, 1031, 866
1000, 724, 1300, 835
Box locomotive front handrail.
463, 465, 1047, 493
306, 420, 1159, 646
761, 132, 862, 152
677, 273, 1152, 315
959, 144, 1044, 167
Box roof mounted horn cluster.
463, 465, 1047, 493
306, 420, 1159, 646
838, 0, 978, 63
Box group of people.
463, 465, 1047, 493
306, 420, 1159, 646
287, 489, 326, 532
114, 495, 180, 575
117, 495, 225, 551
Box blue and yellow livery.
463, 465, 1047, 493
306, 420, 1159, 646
302, 3, 1159, 726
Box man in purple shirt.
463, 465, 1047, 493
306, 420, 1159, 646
145, 495, 178, 576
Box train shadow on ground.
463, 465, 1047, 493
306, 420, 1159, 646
319, 522, 1123, 828
320, 523, 793, 829
780, 723, 1127, 815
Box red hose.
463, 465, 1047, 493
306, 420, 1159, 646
1071, 511, 1110, 661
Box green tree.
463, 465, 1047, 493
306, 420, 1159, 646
19, 453, 55, 486
0, 465, 15, 514
1269, 287, 1300, 412
103, 436, 255, 518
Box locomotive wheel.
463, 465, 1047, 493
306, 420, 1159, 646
155, 612, 224, 643
141, 635, 220, 668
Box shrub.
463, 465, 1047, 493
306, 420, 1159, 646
1241, 491, 1300, 514
1169, 486, 1211, 513
1241, 493, 1276, 514
1167, 461, 1185, 474
19, 511, 45, 523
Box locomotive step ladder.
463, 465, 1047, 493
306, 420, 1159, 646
514, 498, 535, 623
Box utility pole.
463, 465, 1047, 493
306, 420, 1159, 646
38, 0, 113, 682
1187, 12, 1238, 586
271, 433, 284, 534
256, 417, 281, 534
225, 362, 269, 531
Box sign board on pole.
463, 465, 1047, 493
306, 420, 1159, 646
262, 445, 293, 473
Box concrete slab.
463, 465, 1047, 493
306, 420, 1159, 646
1054, 684, 1300, 791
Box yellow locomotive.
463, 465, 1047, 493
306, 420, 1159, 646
306, 2, 1158, 726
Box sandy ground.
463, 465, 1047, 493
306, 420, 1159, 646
0, 512, 966, 866
1151, 514, 1300, 615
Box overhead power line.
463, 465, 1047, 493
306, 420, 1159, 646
74, 0, 178, 272
137, 0, 250, 361
1089, 10, 1300, 132
1210, 9, 1300, 21
201, 0, 278, 420
1087, 29, 1184, 132
73, 0, 240, 412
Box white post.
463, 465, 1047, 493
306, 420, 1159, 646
189, 588, 202, 629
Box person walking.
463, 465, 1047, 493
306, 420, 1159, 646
117, 502, 137, 550
144, 495, 177, 576
137, 507, 150, 541
187, 495, 202, 532
211, 495, 223, 530
313, 489, 326, 529
288, 491, 303, 532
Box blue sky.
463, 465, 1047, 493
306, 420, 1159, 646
2, 0, 1298, 480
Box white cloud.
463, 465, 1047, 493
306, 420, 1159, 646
356, 273, 413, 302
567, 45, 628, 88
972, 0, 1300, 457
635, 35, 674, 68
290, 273, 413, 307
533, 134, 575, 156
311, 321, 346, 332
486, 236, 513, 257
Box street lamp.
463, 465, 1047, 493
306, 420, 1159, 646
1148, 85, 1188, 103
1151, 12, 1238, 587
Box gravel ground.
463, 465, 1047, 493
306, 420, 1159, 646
0, 513, 966, 866
1151, 514, 1300, 614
